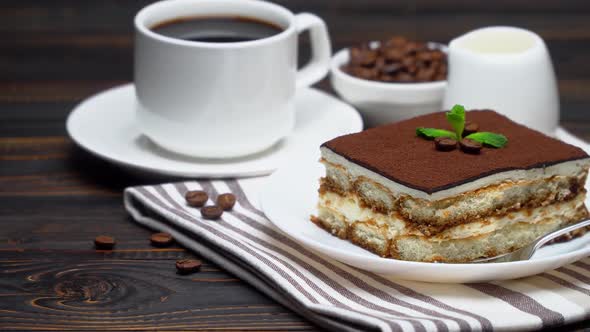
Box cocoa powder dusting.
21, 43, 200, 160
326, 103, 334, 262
322, 110, 589, 194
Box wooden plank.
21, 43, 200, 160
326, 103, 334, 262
0, 252, 314, 331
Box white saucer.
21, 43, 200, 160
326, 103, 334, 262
66, 84, 363, 178
261, 128, 590, 283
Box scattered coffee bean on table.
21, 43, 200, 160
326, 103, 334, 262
185, 190, 208, 207
216, 193, 236, 211
434, 137, 457, 152
341, 36, 447, 83
150, 232, 174, 247
94, 235, 116, 250
201, 205, 223, 219
175, 259, 202, 274
460, 138, 482, 154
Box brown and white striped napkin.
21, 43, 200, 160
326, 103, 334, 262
124, 178, 590, 332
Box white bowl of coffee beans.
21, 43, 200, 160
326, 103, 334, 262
331, 36, 447, 128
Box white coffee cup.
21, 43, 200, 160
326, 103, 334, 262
134, 0, 331, 158
443, 26, 559, 133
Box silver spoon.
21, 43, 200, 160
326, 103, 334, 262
471, 218, 590, 263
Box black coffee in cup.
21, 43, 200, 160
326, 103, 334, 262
151, 16, 283, 43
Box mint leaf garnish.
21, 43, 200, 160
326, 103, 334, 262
416, 127, 457, 140
446, 104, 465, 139
465, 132, 508, 148
415, 105, 508, 151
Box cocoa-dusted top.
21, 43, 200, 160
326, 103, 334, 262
322, 110, 589, 194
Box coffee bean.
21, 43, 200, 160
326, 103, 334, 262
201, 205, 223, 219
341, 65, 355, 76
431, 50, 444, 61
185, 190, 208, 207
395, 72, 414, 82
360, 50, 378, 67
374, 57, 386, 69
175, 259, 202, 274
352, 66, 379, 80
216, 193, 236, 211
416, 67, 436, 82
403, 42, 426, 55
434, 137, 457, 151
384, 48, 404, 62
150, 232, 174, 247
434, 73, 446, 81
416, 60, 428, 69
460, 138, 482, 154
463, 122, 479, 136
349, 47, 377, 67
437, 63, 448, 75
381, 63, 402, 75
349, 47, 364, 66
417, 51, 434, 62
431, 60, 441, 71
94, 235, 116, 250
379, 74, 397, 82
401, 57, 415, 68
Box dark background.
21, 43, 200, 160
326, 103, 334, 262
1, 0, 589, 330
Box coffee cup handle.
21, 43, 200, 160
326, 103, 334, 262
294, 13, 331, 88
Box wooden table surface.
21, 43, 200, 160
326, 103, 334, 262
1, 0, 590, 330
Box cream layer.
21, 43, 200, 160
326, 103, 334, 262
318, 191, 586, 241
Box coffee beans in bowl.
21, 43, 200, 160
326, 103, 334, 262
341, 36, 447, 83
330, 36, 447, 127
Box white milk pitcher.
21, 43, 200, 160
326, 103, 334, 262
443, 26, 559, 133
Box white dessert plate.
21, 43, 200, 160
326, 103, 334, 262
261, 128, 590, 283
66, 84, 363, 178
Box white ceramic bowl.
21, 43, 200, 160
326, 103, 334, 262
330, 42, 447, 127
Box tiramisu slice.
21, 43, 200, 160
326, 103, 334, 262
313, 109, 590, 262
